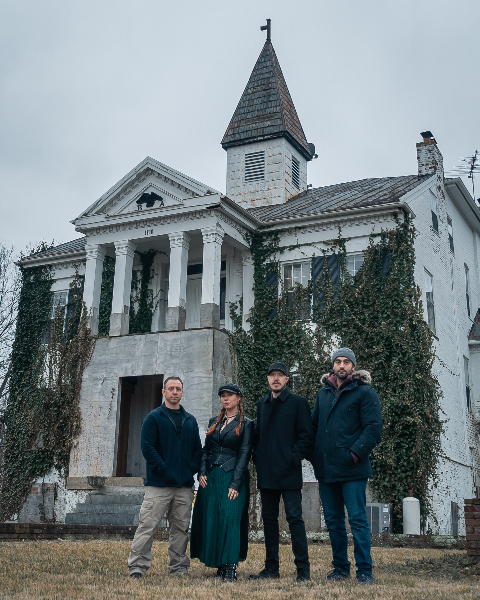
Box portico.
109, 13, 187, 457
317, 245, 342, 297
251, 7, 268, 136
73, 159, 259, 339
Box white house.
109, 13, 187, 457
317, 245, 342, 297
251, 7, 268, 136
16, 35, 480, 534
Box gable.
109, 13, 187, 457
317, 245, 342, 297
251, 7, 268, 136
74, 157, 218, 221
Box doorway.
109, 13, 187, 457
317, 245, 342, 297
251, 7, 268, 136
186, 274, 202, 328
116, 374, 164, 477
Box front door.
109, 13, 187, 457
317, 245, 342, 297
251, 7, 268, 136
116, 375, 163, 477
185, 274, 202, 328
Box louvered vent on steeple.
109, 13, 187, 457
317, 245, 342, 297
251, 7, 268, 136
292, 156, 300, 189
245, 151, 265, 182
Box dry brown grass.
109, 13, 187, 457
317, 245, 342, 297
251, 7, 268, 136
0, 540, 479, 600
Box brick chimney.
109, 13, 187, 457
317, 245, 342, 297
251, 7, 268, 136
417, 131, 443, 177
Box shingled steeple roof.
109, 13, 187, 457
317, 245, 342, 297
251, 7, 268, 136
221, 40, 313, 160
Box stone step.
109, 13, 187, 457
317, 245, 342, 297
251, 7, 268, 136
65, 512, 141, 526
72, 504, 143, 515
86, 494, 145, 505
65, 512, 169, 527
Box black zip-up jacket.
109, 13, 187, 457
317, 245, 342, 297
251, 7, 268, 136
253, 387, 313, 490
141, 403, 202, 488
198, 414, 253, 491
310, 371, 383, 483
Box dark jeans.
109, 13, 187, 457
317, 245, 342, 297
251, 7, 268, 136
260, 488, 309, 573
318, 479, 372, 576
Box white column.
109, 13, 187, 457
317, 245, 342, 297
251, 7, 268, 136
109, 240, 136, 337
83, 244, 106, 336
166, 232, 190, 331
242, 251, 254, 331
201, 224, 224, 328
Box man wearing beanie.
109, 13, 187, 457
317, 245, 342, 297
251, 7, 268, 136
310, 349, 382, 585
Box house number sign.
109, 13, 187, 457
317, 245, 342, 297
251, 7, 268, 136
144, 229, 154, 236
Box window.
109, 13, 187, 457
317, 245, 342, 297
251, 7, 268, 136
43, 290, 69, 343
430, 191, 439, 232
464, 356, 471, 412
51, 291, 68, 319
244, 151, 265, 182
447, 215, 454, 253
424, 270, 436, 334
283, 261, 311, 319
292, 156, 300, 189
346, 253, 364, 276
290, 372, 302, 391
465, 265, 471, 318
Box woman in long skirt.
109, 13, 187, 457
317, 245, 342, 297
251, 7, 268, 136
190, 383, 253, 581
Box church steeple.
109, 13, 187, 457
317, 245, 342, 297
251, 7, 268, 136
222, 23, 315, 209
221, 38, 313, 161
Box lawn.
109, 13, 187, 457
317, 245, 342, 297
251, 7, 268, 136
0, 540, 479, 600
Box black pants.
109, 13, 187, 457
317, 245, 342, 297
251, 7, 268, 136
260, 488, 309, 573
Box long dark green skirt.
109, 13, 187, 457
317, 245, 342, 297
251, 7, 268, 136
190, 466, 249, 567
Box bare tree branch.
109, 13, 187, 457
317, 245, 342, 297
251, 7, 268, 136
0, 243, 21, 406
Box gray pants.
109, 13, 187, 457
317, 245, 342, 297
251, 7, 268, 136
128, 486, 194, 575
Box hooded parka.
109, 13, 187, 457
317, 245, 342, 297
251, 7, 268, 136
310, 371, 383, 483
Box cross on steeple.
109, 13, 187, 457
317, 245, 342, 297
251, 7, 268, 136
260, 18, 271, 42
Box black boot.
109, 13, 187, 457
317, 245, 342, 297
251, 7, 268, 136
223, 563, 237, 582
215, 565, 226, 579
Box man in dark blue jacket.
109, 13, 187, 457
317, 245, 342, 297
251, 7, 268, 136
128, 376, 202, 579
310, 348, 382, 585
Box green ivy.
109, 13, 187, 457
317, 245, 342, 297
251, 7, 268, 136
229, 215, 442, 532
0, 271, 95, 521
98, 256, 115, 337
129, 250, 162, 335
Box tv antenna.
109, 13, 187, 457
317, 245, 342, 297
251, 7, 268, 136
448, 150, 480, 205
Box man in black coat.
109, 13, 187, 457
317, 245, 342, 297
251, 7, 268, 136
250, 363, 313, 583
310, 348, 383, 585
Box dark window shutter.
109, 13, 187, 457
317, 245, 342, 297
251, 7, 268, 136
312, 255, 339, 319
381, 248, 390, 278
312, 256, 325, 313
327, 255, 340, 290
65, 288, 80, 338
266, 262, 278, 318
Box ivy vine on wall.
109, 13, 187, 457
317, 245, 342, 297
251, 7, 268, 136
229, 215, 443, 532
98, 256, 115, 337
129, 249, 163, 335
0, 271, 95, 521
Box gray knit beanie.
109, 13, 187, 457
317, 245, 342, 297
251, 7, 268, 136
331, 348, 356, 366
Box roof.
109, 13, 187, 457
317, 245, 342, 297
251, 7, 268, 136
221, 41, 312, 160
28, 237, 87, 258
248, 175, 425, 222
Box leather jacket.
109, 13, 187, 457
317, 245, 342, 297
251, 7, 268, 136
199, 414, 253, 491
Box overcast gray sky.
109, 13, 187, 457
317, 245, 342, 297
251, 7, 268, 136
1, 0, 479, 252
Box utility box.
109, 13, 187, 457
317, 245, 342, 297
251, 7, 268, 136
366, 502, 392, 533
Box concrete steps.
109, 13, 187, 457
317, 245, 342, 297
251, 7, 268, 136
65, 487, 167, 527
65, 512, 142, 526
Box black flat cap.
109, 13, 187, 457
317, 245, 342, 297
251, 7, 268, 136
267, 362, 288, 376
218, 383, 243, 396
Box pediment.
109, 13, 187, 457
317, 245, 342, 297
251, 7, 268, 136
75, 157, 218, 221
110, 178, 185, 216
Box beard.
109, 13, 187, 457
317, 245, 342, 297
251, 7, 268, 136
334, 368, 353, 380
